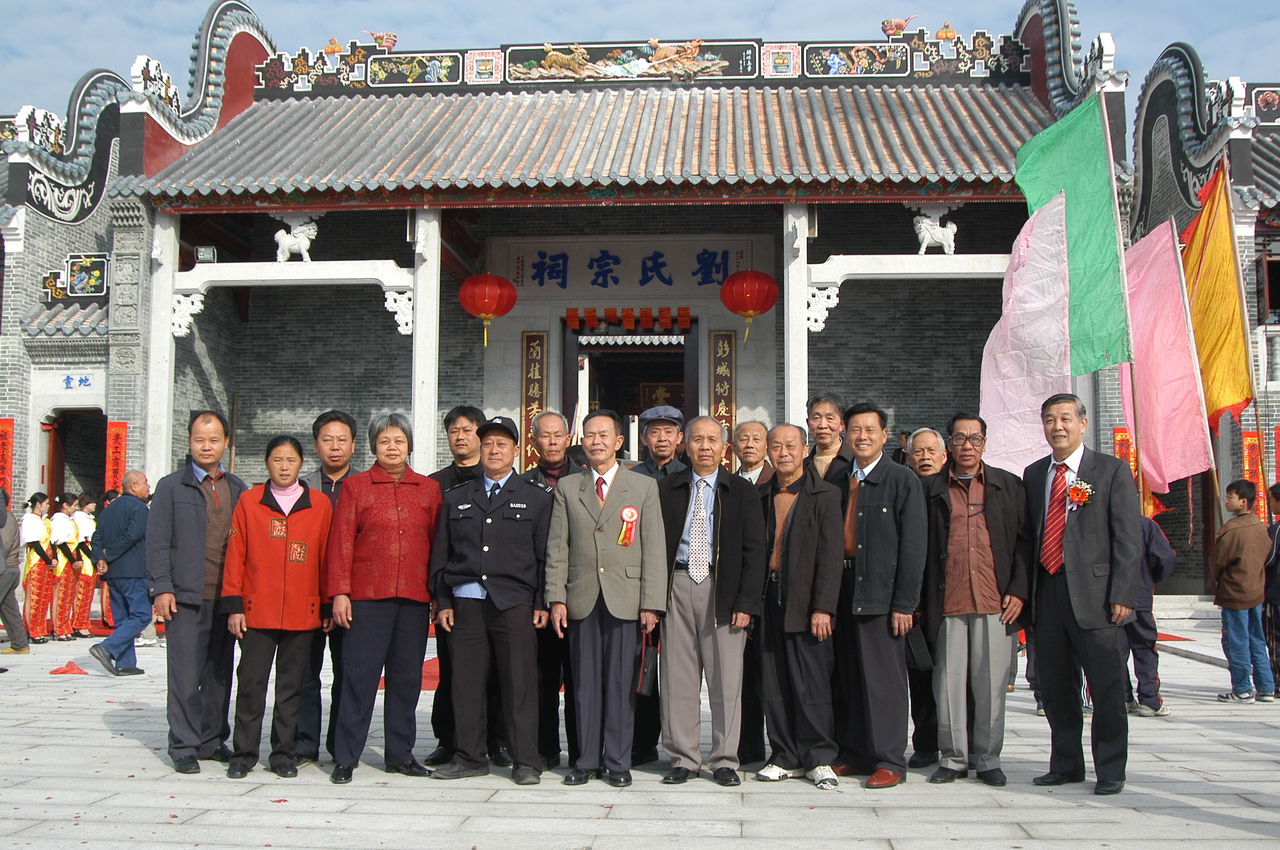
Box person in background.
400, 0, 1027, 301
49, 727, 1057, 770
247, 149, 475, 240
732, 418, 772, 765
19, 493, 53, 645
0, 487, 31, 656
803, 392, 851, 483
88, 471, 152, 676
1264, 483, 1280, 688
1125, 516, 1176, 717
96, 490, 120, 631
1209, 480, 1275, 704
70, 493, 99, 639
223, 436, 333, 779
48, 493, 80, 642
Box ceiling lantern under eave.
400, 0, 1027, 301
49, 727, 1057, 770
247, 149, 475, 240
458, 273, 517, 347
719, 270, 779, 342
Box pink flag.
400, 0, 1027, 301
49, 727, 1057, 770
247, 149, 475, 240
1120, 221, 1213, 492
980, 194, 1072, 474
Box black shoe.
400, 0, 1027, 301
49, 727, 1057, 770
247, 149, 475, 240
662, 766, 696, 784
488, 746, 514, 768
563, 767, 601, 786
54, 634, 75, 642
385, 759, 431, 777
1094, 779, 1125, 795
1033, 771, 1086, 786
118, 667, 145, 676
907, 751, 939, 768
173, 756, 200, 774
543, 754, 562, 769
928, 767, 968, 783
226, 762, 251, 779
30, 637, 50, 644
713, 767, 741, 787
512, 765, 542, 785
604, 769, 632, 787
977, 768, 1008, 787
89, 643, 120, 676
431, 761, 488, 780
271, 763, 298, 778
632, 747, 660, 766
424, 746, 454, 766
330, 764, 354, 784
206, 743, 233, 763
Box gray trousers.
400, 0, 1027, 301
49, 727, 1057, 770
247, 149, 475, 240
569, 597, 638, 772
934, 612, 1012, 773
0, 567, 29, 650
660, 569, 746, 771
165, 600, 235, 761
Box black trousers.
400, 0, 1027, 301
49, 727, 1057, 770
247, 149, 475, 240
759, 577, 837, 770
908, 655, 938, 756
1124, 609, 1161, 708
738, 626, 767, 764
432, 624, 506, 753
833, 572, 908, 774
231, 628, 313, 769
537, 619, 579, 763
632, 621, 662, 757
450, 598, 541, 769
569, 597, 639, 772
334, 598, 429, 768
1036, 570, 1129, 782
295, 628, 343, 760
165, 599, 235, 761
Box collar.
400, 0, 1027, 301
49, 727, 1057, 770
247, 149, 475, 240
190, 460, 225, 483
593, 462, 620, 488
773, 474, 805, 495
369, 463, 422, 484
483, 469, 516, 492
691, 468, 719, 490
948, 462, 985, 485
321, 467, 351, 486
853, 452, 883, 480
1052, 443, 1086, 475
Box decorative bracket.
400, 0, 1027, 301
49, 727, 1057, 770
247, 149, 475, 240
383, 290, 413, 335
172, 292, 206, 337
806, 283, 842, 333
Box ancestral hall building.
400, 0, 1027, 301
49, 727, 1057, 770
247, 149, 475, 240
2, 0, 1279, 593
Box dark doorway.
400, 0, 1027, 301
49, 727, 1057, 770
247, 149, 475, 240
46, 409, 107, 498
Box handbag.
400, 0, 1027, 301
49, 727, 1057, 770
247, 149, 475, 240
635, 627, 660, 695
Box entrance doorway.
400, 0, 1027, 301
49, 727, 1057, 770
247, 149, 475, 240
44, 409, 107, 498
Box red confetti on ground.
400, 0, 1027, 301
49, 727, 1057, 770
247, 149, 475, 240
1157, 632, 1192, 641
49, 661, 88, 675
270, 799, 288, 803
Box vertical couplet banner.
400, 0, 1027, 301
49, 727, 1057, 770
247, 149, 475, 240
0, 418, 13, 499
105, 421, 128, 492
521, 332, 548, 472
1112, 427, 1135, 476
710, 330, 736, 469
1243, 431, 1266, 521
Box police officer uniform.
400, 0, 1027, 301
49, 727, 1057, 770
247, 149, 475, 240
430, 417, 554, 780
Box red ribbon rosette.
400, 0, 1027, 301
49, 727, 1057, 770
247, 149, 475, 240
618, 505, 639, 546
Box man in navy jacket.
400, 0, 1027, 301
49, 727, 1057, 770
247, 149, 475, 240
89, 471, 152, 676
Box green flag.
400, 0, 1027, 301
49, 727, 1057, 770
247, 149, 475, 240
1015, 93, 1130, 375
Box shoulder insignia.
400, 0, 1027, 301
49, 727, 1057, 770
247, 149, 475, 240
539, 483, 553, 492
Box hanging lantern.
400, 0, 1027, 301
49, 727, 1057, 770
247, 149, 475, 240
458, 273, 517, 346
719, 270, 779, 341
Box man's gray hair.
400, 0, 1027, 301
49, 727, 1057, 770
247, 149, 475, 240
906, 427, 946, 456
733, 420, 768, 440
368, 411, 414, 453
685, 415, 728, 441
768, 423, 809, 444
531, 410, 570, 436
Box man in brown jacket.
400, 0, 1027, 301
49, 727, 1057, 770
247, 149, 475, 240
1210, 480, 1276, 703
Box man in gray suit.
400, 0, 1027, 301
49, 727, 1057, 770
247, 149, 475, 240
547, 409, 667, 788
1023, 393, 1139, 796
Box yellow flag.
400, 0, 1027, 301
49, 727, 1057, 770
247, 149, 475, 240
1180, 164, 1252, 431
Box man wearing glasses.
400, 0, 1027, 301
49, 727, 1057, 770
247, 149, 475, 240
918, 414, 1029, 788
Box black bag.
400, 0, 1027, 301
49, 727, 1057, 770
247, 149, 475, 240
905, 626, 933, 672
635, 628, 660, 695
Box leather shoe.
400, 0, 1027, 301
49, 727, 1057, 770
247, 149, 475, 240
89, 643, 119, 676
863, 768, 905, 789
512, 765, 542, 785
563, 768, 600, 785
830, 762, 872, 777
632, 747, 660, 765
173, 755, 200, 774
226, 762, 251, 779
1033, 771, 1086, 786
330, 764, 354, 784
207, 743, 233, 763
907, 751, 939, 768
271, 763, 298, 778
977, 768, 1008, 787
118, 667, 145, 676
488, 746, 513, 768
927, 767, 967, 783
431, 761, 489, 780
662, 766, 696, 784
713, 767, 741, 787
1094, 779, 1125, 795
424, 746, 454, 766
385, 759, 431, 777
604, 769, 632, 788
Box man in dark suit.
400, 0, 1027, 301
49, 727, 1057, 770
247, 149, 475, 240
1023, 393, 1139, 796
733, 419, 772, 764
657, 416, 765, 787
431, 416, 553, 785
546, 409, 668, 787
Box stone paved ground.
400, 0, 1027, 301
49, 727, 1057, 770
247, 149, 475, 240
2, 621, 1279, 849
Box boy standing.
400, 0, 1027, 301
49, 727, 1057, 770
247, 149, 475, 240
1209, 481, 1276, 703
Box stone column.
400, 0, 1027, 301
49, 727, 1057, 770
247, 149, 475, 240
412, 209, 441, 473
144, 211, 178, 479
106, 200, 150, 473
783, 204, 809, 426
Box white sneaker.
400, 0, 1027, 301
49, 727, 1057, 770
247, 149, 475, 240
1218, 689, 1255, 703
806, 765, 839, 790
1135, 702, 1172, 717
1125, 700, 1139, 714
755, 763, 804, 782
1257, 692, 1276, 703
134, 637, 157, 647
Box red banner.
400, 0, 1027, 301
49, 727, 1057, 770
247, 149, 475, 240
1112, 427, 1135, 476
0, 418, 13, 500
1244, 431, 1267, 521
521, 332, 548, 472
710, 330, 736, 469
105, 421, 128, 492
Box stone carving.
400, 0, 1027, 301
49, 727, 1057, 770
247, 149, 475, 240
172, 293, 206, 337
274, 216, 319, 262
807, 283, 842, 333
913, 214, 957, 254
111, 345, 140, 374
383, 290, 413, 335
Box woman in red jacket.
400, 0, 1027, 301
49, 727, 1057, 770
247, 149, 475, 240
327, 412, 442, 784
222, 435, 333, 779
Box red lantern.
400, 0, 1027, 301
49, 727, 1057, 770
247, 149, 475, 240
719, 270, 778, 341
458, 273, 517, 347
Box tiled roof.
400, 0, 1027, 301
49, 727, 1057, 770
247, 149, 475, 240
1253, 131, 1280, 209
21, 302, 109, 337
117, 84, 1052, 198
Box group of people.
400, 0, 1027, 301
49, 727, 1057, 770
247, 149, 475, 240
6, 388, 1279, 797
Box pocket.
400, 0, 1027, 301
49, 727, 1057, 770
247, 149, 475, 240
625, 565, 642, 578
1092, 562, 1110, 577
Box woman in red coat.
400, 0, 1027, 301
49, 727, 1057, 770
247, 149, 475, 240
222, 435, 333, 779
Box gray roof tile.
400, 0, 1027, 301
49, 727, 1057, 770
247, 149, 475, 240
21, 302, 109, 337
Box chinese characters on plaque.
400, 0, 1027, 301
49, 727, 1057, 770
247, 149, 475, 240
0, 419, 13, 499
105, 421, 128, 492
521, 332, 548, 471
1243, 431, 1267, 521
710, 331, 736, 469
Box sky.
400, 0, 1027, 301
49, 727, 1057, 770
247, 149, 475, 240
0, 0, 1276, 126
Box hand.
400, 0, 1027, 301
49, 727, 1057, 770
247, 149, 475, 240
640, 609, 659, 633
95, 560, 109, 576
891, 611, 913, 636
533, 609, 549, 629
730, 612, 751, 630
551, 602, 568, 638
332, 594, 352, 628
154, 592, 177, 621
1000, 595, 1024, 625
437, 608, 455, 632
1110, 603, 1133, 624
810, 611, 832, 641
322, 617, 334, 634
227, 613, 246, 639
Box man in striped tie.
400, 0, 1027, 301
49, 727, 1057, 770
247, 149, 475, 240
1022, 393, 1140, 796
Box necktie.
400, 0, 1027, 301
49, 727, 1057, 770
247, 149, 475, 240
688, 479, 710, 584
596, 475, 606, 505
1041, 462, 1068, 574
488, 482, 499, 503
843, 471, 861, 556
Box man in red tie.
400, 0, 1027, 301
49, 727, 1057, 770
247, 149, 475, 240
1022, 393, 1140, 796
